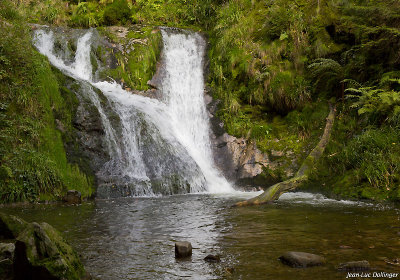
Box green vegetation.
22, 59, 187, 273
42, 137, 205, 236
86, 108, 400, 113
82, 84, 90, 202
100, 25, 162, 91
1, 0, 400, 202
206, 0, 400, 201
0, 1, 93, 203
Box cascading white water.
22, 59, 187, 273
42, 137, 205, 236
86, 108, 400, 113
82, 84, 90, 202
161, 30, 232, 193
33, 27, 234, 196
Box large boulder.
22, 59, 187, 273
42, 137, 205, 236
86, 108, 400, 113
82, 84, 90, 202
0, 243, 15, 280
279, 251, 326, 268
0, 213, 88, 280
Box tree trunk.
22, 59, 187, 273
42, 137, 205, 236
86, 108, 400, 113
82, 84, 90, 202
234, 104, 336, 207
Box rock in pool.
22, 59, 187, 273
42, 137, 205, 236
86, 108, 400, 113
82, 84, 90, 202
175, 241, 192, 258
279, 251, 325, 268
204, 254, 221, 263
338, 260, 370, 272
63, 190, 82, 204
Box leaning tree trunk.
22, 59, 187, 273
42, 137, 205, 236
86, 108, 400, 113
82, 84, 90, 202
234, 104, 336, 207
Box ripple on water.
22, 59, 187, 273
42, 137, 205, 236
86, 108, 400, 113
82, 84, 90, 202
1, 193, 399, 280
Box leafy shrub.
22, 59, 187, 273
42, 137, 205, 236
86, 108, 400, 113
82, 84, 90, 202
346, 78, 400, 126
103, 0, 131, 26
70, 2, 104, 27
335, 128, 400, 189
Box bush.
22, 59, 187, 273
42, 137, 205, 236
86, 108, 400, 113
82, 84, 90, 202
103, 0, 131, 26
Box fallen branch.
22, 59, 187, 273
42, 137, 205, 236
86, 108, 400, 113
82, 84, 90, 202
235, 104, 336, 207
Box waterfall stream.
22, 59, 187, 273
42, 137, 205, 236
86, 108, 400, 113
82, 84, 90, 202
33, 27, 233, 196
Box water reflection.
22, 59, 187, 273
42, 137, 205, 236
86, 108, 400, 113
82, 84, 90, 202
1, 193, 399, 279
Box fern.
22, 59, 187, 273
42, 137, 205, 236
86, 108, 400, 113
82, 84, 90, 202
346, 84, 400, 125
308, 58, 343, 96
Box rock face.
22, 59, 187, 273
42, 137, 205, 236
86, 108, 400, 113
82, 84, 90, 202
279, 251, 326, 268
62, 190, 82, 204
0, 213, 88, 280
338, 260, 370, 272
206, 94, 297, 188
175, 241, 192, 258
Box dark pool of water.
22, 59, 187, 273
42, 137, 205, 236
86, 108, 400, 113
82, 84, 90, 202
1, 192, 400, 279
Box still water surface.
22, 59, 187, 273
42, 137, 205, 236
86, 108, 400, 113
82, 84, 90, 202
2, 193, 400, 279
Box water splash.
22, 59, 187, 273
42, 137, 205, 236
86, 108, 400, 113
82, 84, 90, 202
33, 27, 234, 196
160, 30, 232, 193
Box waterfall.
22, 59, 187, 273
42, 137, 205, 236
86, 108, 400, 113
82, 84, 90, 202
33, 27, 233, 196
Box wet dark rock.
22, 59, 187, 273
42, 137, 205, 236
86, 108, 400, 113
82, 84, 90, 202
62, 190, 82, 204
0, 213, 87, 280
204, 254, 221, 263
338, 260, 370, 272
0, 243, 15, 280
175, 241, 192, 258
279, 251, 326, 268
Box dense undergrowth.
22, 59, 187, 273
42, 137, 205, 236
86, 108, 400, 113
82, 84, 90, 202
0, 1, 94, 203
206, 0, 400, 201
1, 0, 400, 202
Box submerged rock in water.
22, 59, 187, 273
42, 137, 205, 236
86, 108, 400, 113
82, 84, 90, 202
0, 213, 88, 280
63, 190, 82, 204
175, 241, 192, 258
204, 254, 221, 263
338, 260, 370, 272
279, 251, 325, 268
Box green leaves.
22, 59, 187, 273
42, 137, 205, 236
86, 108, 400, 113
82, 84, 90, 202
346, 80, 400, 125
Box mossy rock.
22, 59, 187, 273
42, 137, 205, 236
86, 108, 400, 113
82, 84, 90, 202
0, 213, 28, 240
0, 213, 88, 280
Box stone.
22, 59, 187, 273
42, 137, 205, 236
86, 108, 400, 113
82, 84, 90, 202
204, 254, 221, 263
279, 251, 326, 268
63, 190, 82, 204
338, 260, 370, 272
0, 243, 15, 279
0, 213, 28, 239
0, 213, 87, 280
271, 150, 284, 157
175, 241, 192, 258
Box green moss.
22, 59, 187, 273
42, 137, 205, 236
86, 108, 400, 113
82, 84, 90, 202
0, 3, 94, 203
0, 213, 29, 238
104, 25, 162, 91
0, 213, 86, 279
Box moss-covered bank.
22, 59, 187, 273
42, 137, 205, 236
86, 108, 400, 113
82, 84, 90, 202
0, 1, 94, 203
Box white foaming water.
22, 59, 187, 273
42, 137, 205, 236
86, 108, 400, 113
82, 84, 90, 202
278, 192, 369, 206
161, 30, 232, 193
33, 28, 234, 195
